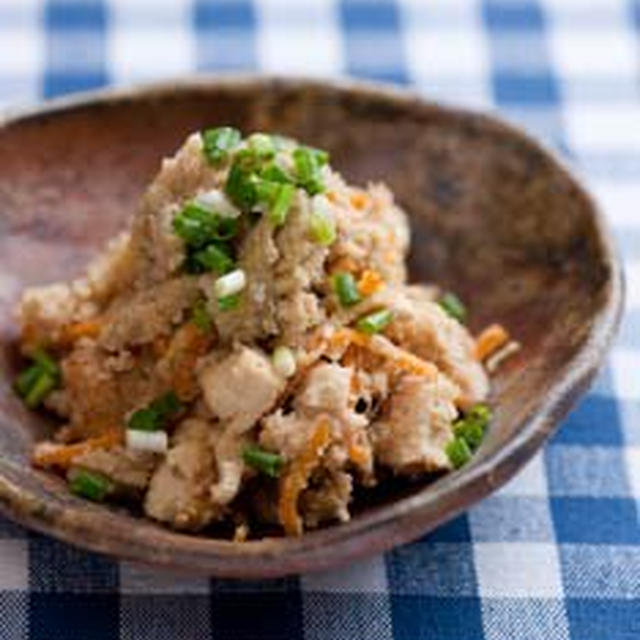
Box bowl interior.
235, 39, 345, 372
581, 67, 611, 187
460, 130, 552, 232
0, 78, 620, 576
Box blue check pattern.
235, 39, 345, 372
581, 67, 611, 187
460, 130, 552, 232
1, 1, 639, 638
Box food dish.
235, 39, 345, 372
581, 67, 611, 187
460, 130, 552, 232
16, 127, 514, 538
0, 77, 621, 575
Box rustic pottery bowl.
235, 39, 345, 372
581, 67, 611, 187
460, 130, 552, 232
0, 76, 623, 577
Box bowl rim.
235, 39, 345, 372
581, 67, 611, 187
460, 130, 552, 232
0, 74, 625, 577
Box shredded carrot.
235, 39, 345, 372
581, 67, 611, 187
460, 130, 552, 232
166, 323, 215, 400
326, 190, 339, 204
475, 323, 510, 361
357, 269, 385, 296
32, 431, 121, 470
278, 417, 332, 536
58, 320, 101, 345
349, 191, 370, 210
383, 249, 397, 265
346, 427, 372, 471
330, 256, 359, 276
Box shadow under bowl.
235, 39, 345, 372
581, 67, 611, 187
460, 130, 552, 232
0, 76, 623, 577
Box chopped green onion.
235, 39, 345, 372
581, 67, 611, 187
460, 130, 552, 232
214, 269, 246, 299
128, 391, 182, 432
269, 183, 295, 227
32, 349, 59, 377
225, 150, 260, 210
293, 146, 327, 195
191, 300, 212, 333
127, 408, 158, 432
446, 437, 472, 469
333, 272, 362, 307
15, 364, 42, 397
15, 349, 60, 408
24, 372, 57, 409
126, 429, 168, 454
260, 161, 294, 184
453, 403, 491, 452
247, 133, 276, 158
309, 197, 336, 246
243, 445, 285, 478
191, 242, 235, 275
202, 126, 242, 165
150, 390, 182, 418
69, 469, 113, 502
193, 189, 241, 218
355, 309, 393, 335
438, 292, 467, 323
254, 179, 281, 205
218, 293, 242, 311
173, 204, 238, 248
272, 346, 296, 378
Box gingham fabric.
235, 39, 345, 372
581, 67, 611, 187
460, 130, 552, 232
1, 1, 639, 638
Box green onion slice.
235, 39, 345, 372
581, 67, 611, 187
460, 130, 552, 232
247, 133, 276, 159
15, 349, 60, 408
293, 146, 327, 195
355, 309, 393, 335
191, 300, 212, 333
446, 437, 472, 469
191, 242, 235, 274
217, 293, 242, 311
128, 391, 183, 432
309, 199, 336, 246
202, 127, 242, 165
438, 292, 467, 323
453, 403, 491, 452
69, 469, 113, 502
269, 183, 295, 227
243, 445, 285, 478
333, 272, 362, 307
173, 204, 239, 248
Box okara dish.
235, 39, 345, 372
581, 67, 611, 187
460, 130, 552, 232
15, 128, 515, 539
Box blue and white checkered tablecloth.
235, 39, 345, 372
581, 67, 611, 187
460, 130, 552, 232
1, 1, 639, 638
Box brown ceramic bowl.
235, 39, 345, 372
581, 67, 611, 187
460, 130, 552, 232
0, 76, 623, 577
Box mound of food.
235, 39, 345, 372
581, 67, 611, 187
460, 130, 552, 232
15, 128, 514, 538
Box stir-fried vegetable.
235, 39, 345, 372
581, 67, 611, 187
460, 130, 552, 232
126, 429, 169, 454
268, 183, 295, 227
15, 349, 60, 408
272, 346, 296, 378
293, 146, 328, 195
453, 404, 491, 451
68, 468, 113, 502
445, 437, 472, 469
243, 445, 285, 478
173, 204, 239, 247
202, 126, 242, 165
438, 292, 467, 323
355, 309, 393, 335
191, 300, 212, 333
217, 293, 242, 311
333, 272, 362, 307
128, 391, 183, 432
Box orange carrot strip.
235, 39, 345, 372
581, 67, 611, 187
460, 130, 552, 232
357, 269, 385, 296
475, 324, 510, 361
278, 417, 332, 536
62, 320, 101, 344
32, 431, 121, 470
349, 191, 370, 210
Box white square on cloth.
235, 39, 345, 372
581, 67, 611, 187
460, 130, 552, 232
625, 446, 640, 501
497, 452, 548, 498
474, 542, 564, 598
256, 0, 343, 76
